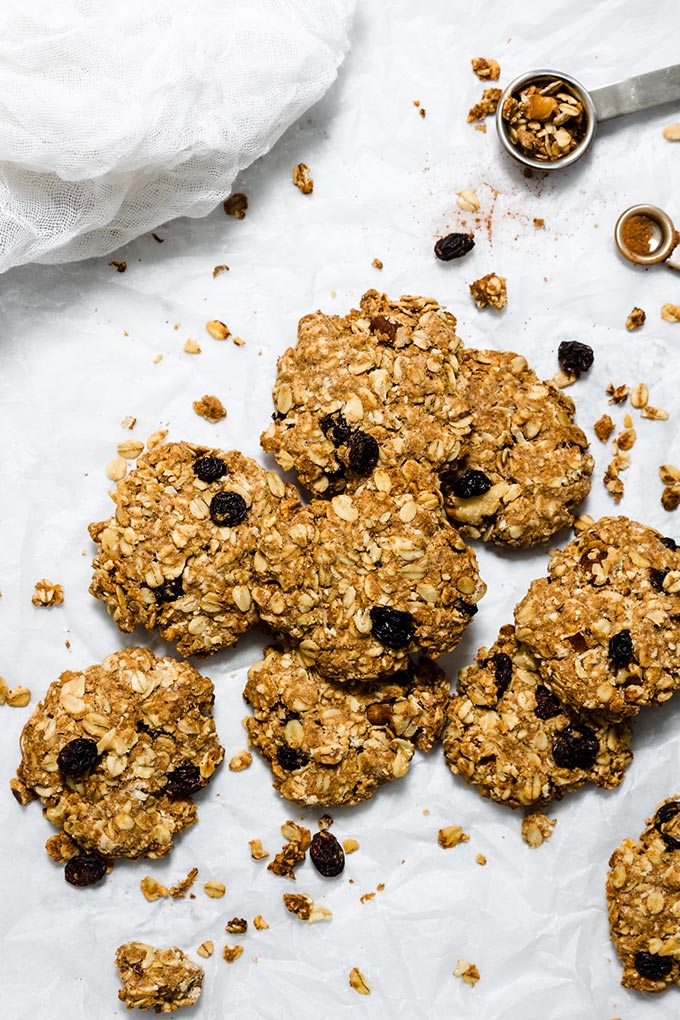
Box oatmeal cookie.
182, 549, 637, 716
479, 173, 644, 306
243, 645, 449, 806
441, 350, 593, 546
608, 796, 680, 993
443, 625, 632, 807
260, 290, 471, 497
12, 648, 224, 864
115, 942, 203, 1012
89, 442, 299, 656
515, 517, 680, 719
251, 488, 485, 680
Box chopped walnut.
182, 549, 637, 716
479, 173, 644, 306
471, 57, 500, 81
283, 892, 332, 923
249, 838, 269, 860
183, 339, 201, 355
223, 193, 248, 219
469, 273, 507, 310
438, 825, 469, 849
626, 307, 646, 330
661, 303, 680, 323
253, 915, 269, 931
349, 967, 371, 995
228, 750, 252, 771
225, 918, 248, 934
522, 810, 556, 848
467, 88, 502, 122
293, 163, 313, 195
32, 579, 64, 607
606, 383, 629, 405
222, 945, 244, 963
454, 960, 480, 987
594, 414, 615, 442
193, 395, 227, 423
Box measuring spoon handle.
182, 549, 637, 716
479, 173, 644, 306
590, 64, 680, 121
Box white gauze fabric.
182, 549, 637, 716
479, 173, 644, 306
0, 0, 356, 273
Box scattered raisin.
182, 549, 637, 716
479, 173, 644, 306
347, 431, 379, 475
276, 745, 309, 771
649, 567, 669, 592
209, 491, 248, 527
635, 951, 673, 981
654, 801, 680, 851
57, 737, 99, 777
369, 315, 399, 343
609, 629, 633, 669
444, 469, 493, 499
165, 764, 202, 799
152, 574, 184, 603
557, 340, 594, 377
534, 685, 561, 720
661, 536, 677, 551
455, 598, 478, 616
309, 831, 345, 877
320, 410, 352, 447
434, 232, 475, 261
194, 456, 227, 482
370, 606, 416, 649
552, 724, 598, 770
492, 652, 512, 699
65, 852, 107, 887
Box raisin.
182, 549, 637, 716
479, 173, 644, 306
209, 491, 248, 527
370, 606, 416, 649
492, 652, 512, 699
609, 629, 633, 669
649, 567, 668, 592
309, 830, 345, 877
369, 315, 399, 343
389, 662, 416, 685
347, 430, 379, 475
565, 632, 588, 653
661, 536, 678, 551
320, 410, 352, 447
654, 801, 680, 851
64, 852, 107, 887
165, 764, 202, 799
57, 737, 99, 777
434, 232, 475, 261
552, 724, 598, 770
276, 745, 309, 771
557, 340, 594, 377
152, 574, 184, 603
455, 598, 478, 616
444, 469, 493, 499
634, 951, 673, 981
534, 685, 561, 720
194, 456, 227, 482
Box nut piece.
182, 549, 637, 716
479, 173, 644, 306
457, 189, 480, 212
6, 686, 31, 708
521, 810, 556, 848
502, 78, 586, 162
222, 945, 244, 963
607, 383, 629, 405
454, 960, 480, 987
343, 838, 360, 854
141, 876, 170, 901
661, 303, 680, 323
469, 273, 507, 310
663, 123, 680, 141
471, 57, 500, 81
249, 839, 269, 860
253, 915, 269, 931
438, 825, 470, 849
594, 414, 615, 443
349, 967, 371, 995
204, 880, 226, 899
196, 941, 214, 959
467, 88, 502, 122
228, 750, 253, 771
225, 917, 248, 934
293, 163, 314, 195
626, 307, 646, 331
32, 579, 64, 607
223, 193, 248, 219
283, 892, 332, 923
205, 320, 230, 341
193, 395, 227, 423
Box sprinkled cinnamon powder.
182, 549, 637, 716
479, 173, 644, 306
620, 214, 655, 256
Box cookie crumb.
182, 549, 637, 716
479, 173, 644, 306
457, 189, 480, 212
169, 868, 199, 899
419, 107, 426, 118
196, 941, 214, 959
115, 942, 203, 1013
475, 854, 487, 866
253, 915, 269, 930
153, 353, 163, 365
206, 319, 230, 341
360, 891, 375, 904
223, 193, 248, 219
293, 163, 314, 195
317, 814, 334, 831
522, 810, 556, 848
6, 686, 31, 708
454, 960, 480, 987
283, 892, 332, 923
626, 307, 646, 331
183, 339, 201, 355
663, 123, 680, 141
474, 123, 487, 133
31, 579, 64, 608
120, 415, 137, 430
471, 57, 500, 80
661, 303, 680, 323
249, 839, 269, 860
232, 335, 246, 347
349, 967, 371, 995
203, 880, 226, 899
343, 838, 360, 854
438, 825, 470, 849
212, 264, 230, 277
141, 876, 169, 901
193, 395, 227, 423
372, 258, 383, 270
469, 273, 507, 310
604, 460, 625, 502
467, 88, 502, 122
222, 945, 244, 963
533, 217, 545, 228
606, 383, 629, 405
228, 750, 252, 771
109, 260, 127, 272
594, 414, 615, 442
267, 829, 310, 879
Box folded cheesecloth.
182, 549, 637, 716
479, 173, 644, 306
0, 0, 356, 274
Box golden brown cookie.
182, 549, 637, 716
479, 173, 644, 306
115, 942, 204, 1012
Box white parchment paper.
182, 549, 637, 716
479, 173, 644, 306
2, 1, 680, 1017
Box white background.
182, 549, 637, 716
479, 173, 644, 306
2, 1, 680, 1017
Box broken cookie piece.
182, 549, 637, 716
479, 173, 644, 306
115, 942, 203, 1013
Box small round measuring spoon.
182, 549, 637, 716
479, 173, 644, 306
496, 64, 680, 170
615, 204, 680, 269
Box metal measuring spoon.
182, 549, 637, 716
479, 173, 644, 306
496, 64, 680, 170
615, 204, 680, 269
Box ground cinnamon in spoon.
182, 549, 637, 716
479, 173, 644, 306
620, 214, 656, 256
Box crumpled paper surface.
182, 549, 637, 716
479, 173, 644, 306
2, 0, 680, 1016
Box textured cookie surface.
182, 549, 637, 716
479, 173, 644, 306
260, 290, 471, 496
607, 796, 680, 993
441, 349, 593, 547
443, 625, 632, 807
115, 942, 204, 1013
243, 646, 449, 806
515, 517, 680, 719
12, 647, 224, 860
89, 442, 299, 655
252, 488, 486, 680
